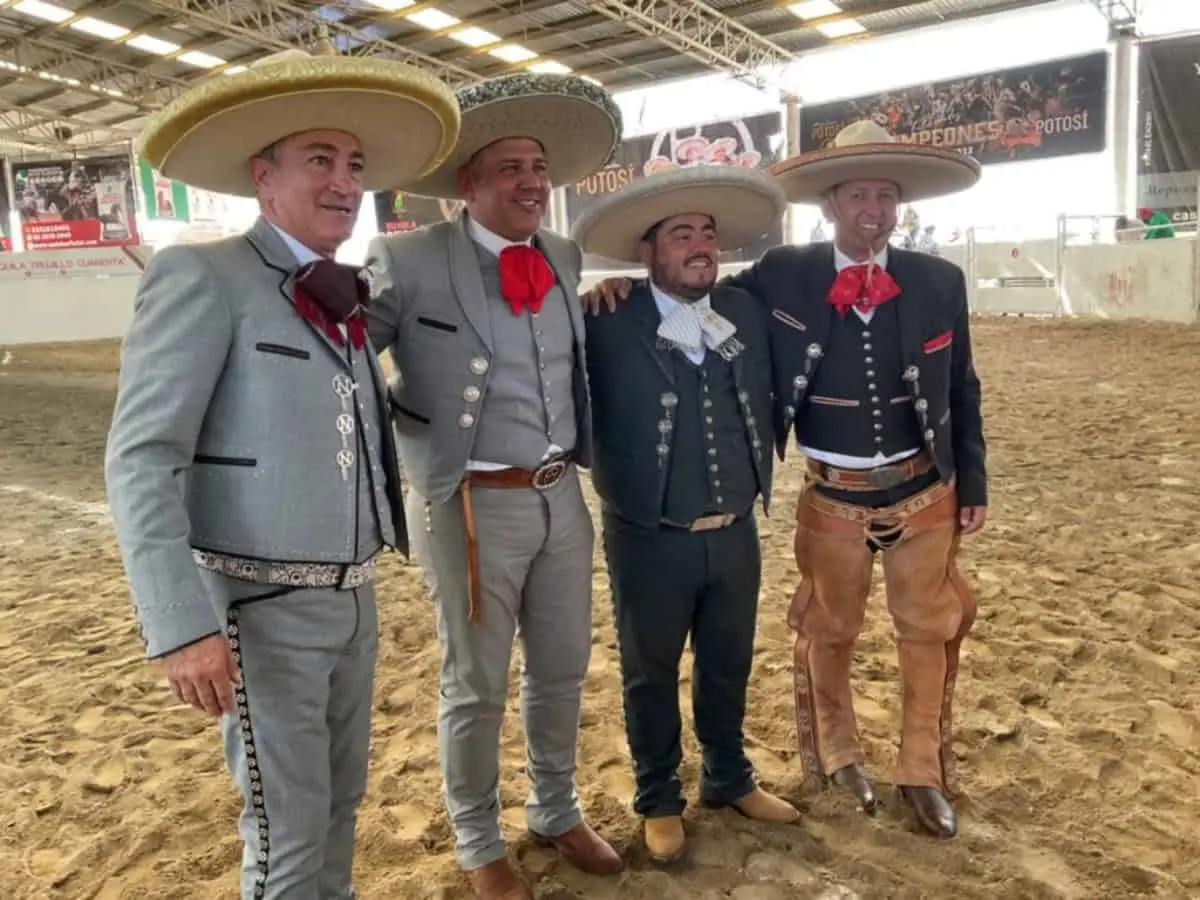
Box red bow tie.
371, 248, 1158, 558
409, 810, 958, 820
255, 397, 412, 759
827, 264, 901, 318
293, 259, 368, 350
498, 245, 556, 316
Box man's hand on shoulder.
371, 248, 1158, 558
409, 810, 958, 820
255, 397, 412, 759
581, 277, 633, 316
161, 633, 241, 717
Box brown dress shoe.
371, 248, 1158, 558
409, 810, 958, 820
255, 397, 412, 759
726, 787, 801, 823
466, 858, 532, 900
898, 785, 958, 838
643, 815, 686, 864
831, 762, 878, 814
531, 822, 624, 875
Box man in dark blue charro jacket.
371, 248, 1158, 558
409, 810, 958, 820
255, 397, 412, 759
584, 121, 989, 840
571, 165, 798, 864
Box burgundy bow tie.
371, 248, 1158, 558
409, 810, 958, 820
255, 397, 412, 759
293, 259, 369, 349
827, 263, 901, 318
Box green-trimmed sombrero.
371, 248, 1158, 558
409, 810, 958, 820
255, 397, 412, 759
404, 72, 623, 200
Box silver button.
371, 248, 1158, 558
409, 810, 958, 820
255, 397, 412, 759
332, 375, 355, 397
470, 357, 489, 375
866, 369, 876, 378
874, 423, 883, 431
871, 396, 880, 404
861, 330, 870, 339
716, 496, 724, 504
463, 386, 481, 402
873, 409, 882, 417
661, 392, 679, 408
865, 356, 874, 364
708, 448, 717, 456
925, 428, 935, 441
336, 413, 354, 434
707, 432, 715, 440
868, 382, 877, 391
863, 343, 872, 351
709, 463, 719, 472
458, 413, 475, 428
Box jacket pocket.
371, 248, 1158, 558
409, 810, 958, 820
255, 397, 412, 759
193, 454, 258, 467
417, 316, 458, 334
255, 342, 310, 360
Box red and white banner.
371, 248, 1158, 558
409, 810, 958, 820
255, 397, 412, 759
10, 155, 141, 251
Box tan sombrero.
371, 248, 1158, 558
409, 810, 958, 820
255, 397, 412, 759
404, 72, 622, 200
570, 165, 787, 265
136, 46, 460, 198
771, 120, 981, 205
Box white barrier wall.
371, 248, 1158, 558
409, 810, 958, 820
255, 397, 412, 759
1, 234, 1196, 348
0, 247, 152, 345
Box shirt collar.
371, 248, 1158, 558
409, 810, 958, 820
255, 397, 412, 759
650, 281, 710, 319
834, 243, 888, 272
269, 222, 324, 267
466, 214, 533, 256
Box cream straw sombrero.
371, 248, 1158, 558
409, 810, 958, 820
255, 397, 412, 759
771, 120, 981, 205
404, 72, 622, 200
570, 165, 787, 265
136, 46, 461, 198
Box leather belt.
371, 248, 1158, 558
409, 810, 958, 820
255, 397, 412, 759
460, 455, 574, 625
806, 451, 934, 492
464, 455, 572, 491
661, 512, 739, 532
192, 548, 377, 590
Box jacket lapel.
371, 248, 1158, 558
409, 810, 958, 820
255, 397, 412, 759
448, 215, 495, 350
535, 231, 585, 347
630, 284, 676, 384
884, 249, 925, 365
243, 217, 351, 371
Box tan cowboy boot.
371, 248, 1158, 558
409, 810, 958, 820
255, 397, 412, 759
643, 815, 686, 864
466, 858, 532, 900
728, 787, 801, 823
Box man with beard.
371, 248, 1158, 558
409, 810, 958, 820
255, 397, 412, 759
583, 120, 988, 839
571, 166, 798, 863
104, 47, 459, 898
363, 73, 624, 900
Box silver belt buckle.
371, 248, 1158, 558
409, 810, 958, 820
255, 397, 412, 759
531, 458, 568, 490
689, 513, 735, 532
865, 464, 907, 490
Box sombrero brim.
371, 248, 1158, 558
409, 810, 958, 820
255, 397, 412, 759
136, 58, 460, 197
771, 143, 981, 204
570, 167, 787, 265
405, 77, 622, 199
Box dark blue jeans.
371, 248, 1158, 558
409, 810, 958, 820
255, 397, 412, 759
602, 512, 761, 818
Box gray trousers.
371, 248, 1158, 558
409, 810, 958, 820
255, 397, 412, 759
203, 569, 378, 900
407, 465, 595, 871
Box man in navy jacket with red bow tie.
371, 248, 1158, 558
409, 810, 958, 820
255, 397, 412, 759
585, 120, 988, 840
740, 121, 987, 839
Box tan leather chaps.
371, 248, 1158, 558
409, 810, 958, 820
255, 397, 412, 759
789, 478, 976, 795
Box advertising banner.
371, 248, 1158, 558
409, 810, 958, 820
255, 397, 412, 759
1136, 34, 1200, 225
799, 51, 1108, 166
11, 155, 140, 250
136, 157, 248, 227
562, 111, 785, 270
374, 191, 466, 234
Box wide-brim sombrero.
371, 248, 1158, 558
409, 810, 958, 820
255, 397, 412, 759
136, 48, 461, 198
570, 165, 787, 265
771, 120, 981, 205
404, 72, 622, 200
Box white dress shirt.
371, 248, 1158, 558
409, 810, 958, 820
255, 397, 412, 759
650, 282, 709, 365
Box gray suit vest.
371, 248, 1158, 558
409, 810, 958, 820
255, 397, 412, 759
347, 346, 392, 559
468, 240, 577, 468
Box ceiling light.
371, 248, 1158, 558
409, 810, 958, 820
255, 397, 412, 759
178, 51, 226, 68
405, 8, 460, 30
223, 65, 248, 76
70, 17, 131, 39
528, 60, 571, 75
450, 27, 499, 47
12, 0, 73, 23
489, 44, 537, 64
126, 34, 181, 55
787, 0, 841, 19
816, 17, 866, 38
365, 0, 416, 8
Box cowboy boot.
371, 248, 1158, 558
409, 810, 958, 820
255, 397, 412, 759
466, 859, 533, 900
643, 815, 686, 864
894, 640, 958, 838
830, 762, 878, 814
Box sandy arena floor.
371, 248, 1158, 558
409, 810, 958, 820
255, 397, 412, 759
1, 317, 1199, 900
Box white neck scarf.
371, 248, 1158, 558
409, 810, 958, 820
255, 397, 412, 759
656, 294, 737, 353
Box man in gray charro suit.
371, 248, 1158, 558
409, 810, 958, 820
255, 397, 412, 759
364, 74, 624, 900
103, 47, 459, 900
571, 166, 800, 864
